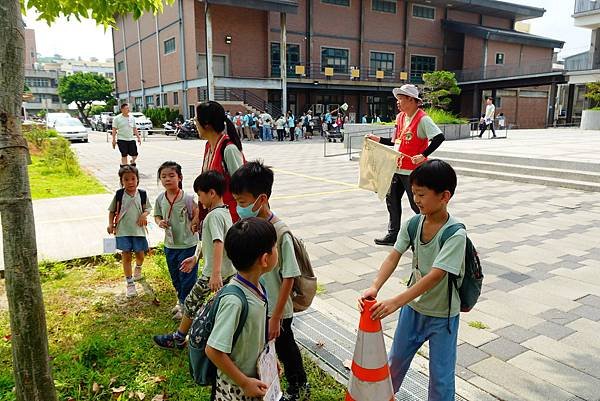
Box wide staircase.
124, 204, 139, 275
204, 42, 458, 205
435, 150, 600, 192
199, 88, 283, 117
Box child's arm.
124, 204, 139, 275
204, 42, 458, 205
360, 249, 402, 307
205, 346, 268, 397
268, 278, 293, 340
209, 240, 224, 291
107, 211, 116, 234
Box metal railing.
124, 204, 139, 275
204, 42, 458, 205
451, 59, 556, 82
284, 63, 408, 84
575, 0, 600, 14
198, 88, 283, 117
322, 126, 394, 159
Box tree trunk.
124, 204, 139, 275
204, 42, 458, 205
0, 2, 58, 400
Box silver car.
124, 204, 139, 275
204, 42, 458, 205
52, 117, 89, 142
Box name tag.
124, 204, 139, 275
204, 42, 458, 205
394, 139, 401, 152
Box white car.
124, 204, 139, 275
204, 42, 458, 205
46, 112, 71, 128
130, 112, 153, 131
52, 117, 88, 142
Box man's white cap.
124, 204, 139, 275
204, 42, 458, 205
393, 84, 421, 101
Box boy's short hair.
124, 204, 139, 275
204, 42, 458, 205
120, 103, 128, 109
118, 165, 139, 183
230, 160, 274, 198
193, 170, 226, 196
225, 217, 277, 272
410, 159, 457, 196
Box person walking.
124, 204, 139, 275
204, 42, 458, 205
111, 103, 142, 167
275, 115, 287, 142
479, 97, 496, 138
287, 112, 295, 141
367, 84, 445, 246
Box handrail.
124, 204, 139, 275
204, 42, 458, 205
574, 0, 600, 14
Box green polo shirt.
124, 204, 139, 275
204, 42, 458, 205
108, 190, 152, 237
113, 113, 135, 140
201, 206, 235, 279
154, 191, 198, 249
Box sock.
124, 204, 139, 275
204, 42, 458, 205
173, 330, 185, 341
126, 276, 134, 285
135, 264, 142, 270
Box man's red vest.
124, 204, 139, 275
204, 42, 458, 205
202, 135, 244, 222
393, 109, 429, 171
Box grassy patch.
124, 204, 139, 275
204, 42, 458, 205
424, 108, 468, 125
468, 320, 489, 330
0, 255, 346, 401
28, 154, 107, 200
316, 283, 327, 295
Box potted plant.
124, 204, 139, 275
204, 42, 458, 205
581, 81, 600, 130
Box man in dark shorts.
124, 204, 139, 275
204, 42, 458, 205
112, 103, 142, 167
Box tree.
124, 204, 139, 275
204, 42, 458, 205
421, 70, 461, 110
1, 1, 169, 400
584, 81, 600, 108
58, 72, 112, 122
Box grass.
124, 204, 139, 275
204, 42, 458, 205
468, 320, 489, 330
373, 108, 468, 126
0, 253, 346, 401
28, 154, 107, 200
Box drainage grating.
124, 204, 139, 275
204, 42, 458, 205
293, 309, 467, 401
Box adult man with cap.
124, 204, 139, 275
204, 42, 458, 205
367, 84, 446, 246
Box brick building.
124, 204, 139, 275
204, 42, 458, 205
112, 0, 564, 127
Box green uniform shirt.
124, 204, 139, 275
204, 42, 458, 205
153, 191, 198, 249
397, 115, 442, 175
201, 206, 235, 279
223, 144, 244, 174
108, 190, 152, 237
260, 220, 300, 319
113, 113, 135, 140
207, 279, 267, 384
394, 215, 466, 318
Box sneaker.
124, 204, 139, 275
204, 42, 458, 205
133, 266, 143, 281
172, 309, 183, 321
282, 383, 311, 401
126, 283, 137, 298
374, 233, 397, 246
153, 333, 186, 350
171, 302, 182, 315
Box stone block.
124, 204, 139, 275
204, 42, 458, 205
493, 324, 538, 344
537, 308, 580, 326
456, 343, 491, 367
531, 321, 576, 340
479, 337, 527, 361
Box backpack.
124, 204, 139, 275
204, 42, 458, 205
274, 223, 317, 313
235, 116, 242, 127
156, 191, 195, 221
188, 285, 249, 386
114, 188, 147, 225
247, 115, 255, 127
406, 215, 483, 320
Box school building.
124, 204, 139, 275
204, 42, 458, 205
112, 0, 565, 128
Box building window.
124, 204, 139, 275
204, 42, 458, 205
163, 93, 168, 106
321, 47, 349, 74
145, 95, 154, 107
495, 53, 505, 65
189, 105, 195, 118
271, 43, 301, 77
412, 4, 435, 19
322, 0, 349, 6
106, 72, 114, 79
372, 0, 396, 13
370, 52, 394, 76
197, 54, 228, 78
164, 38, 176, 55
117, 61, 125, 71
134, 97, 143, 111
410, 55, 436, 84
155, 94, 161, 106
173, 92, 179, 105
25, 77, 51, 87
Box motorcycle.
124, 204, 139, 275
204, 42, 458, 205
163, 119, 180, 136
176, 119, 198, 139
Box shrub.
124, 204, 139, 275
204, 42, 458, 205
42, 137, 81, 176
144, 107, 181, 127
585, 82, 600, 108
24, 126, 58, 150
422, 70, 461, 110
425, 108, 468, 125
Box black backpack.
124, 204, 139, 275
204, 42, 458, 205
407, 215, 483, 326
188, 285, 248, 386
113, 188, 148, 227
247, 116, 255, 127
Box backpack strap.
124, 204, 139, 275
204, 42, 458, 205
218, 286, 249, 347
439, 222, 465, 334
138, 189, 147, 212
407, 214, 422, 252
115, 188, 125, 215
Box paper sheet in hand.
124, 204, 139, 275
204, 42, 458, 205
103, 237, 117, 254
358, 138, 402, 201
257, 340, 282, 401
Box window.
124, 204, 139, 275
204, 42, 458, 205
155, 94, 161, 106
197, 54, 227, 77
495, 53, 505, 65
410, 55, 436, 83
164, 38, 176, 55
322, 0, 349, 6
189, 105, 195, 118
370, 52, 394, 76
25, 77, 51, 87
145, 95, 154, 106
117, 61, 125, 71
134, 97, 143, 111
372, 0, 396, 13
413, 4, 435, 19
270, 43, 301, 77
321, 48, 349, 74
163, 93, 168, 106
173, 92, 179, 105
106, 72, 114, 79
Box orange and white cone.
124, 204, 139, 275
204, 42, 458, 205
346, 297, 394, 401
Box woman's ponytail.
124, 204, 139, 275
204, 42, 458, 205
225, 118, 243, 151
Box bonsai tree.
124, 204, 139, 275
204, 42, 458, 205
422, 70, 461, 110
584, 81, 600, 108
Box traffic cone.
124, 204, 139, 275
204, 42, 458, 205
346, 297, 394, 401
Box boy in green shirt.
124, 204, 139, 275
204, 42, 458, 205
207, 217, 278, 400
359, 159, 466, 401
230, 161, 309, 401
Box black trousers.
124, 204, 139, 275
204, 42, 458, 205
275, 317, 307, 388
386, 173, 420, 237
479, 123, 495, 137
277, 129, 285, 141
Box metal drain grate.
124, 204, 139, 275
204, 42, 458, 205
293, 309, 467, 401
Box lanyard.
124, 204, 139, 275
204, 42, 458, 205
166, 188, 181, 221
235, 274, 267, 304
204, 135, 227, 171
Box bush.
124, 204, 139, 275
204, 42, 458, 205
23, 126, 58, 150
144, 107, 181, 127
425, 108, 468, 125
42, 137, 81, 176
422, 71, 461, 110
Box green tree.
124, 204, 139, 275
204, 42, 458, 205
422, 70, 461, 110
1, 1, 169, 400
58, 72, 112, 121
584, 81, 600, 108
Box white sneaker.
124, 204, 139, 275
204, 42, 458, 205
173, 310, 183, 320
126, 283, 137, 298
171, 302, 182, 315
133, 266, 143, 281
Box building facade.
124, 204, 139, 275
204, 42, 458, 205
113, 0, 563, 127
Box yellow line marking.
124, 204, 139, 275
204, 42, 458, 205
271, 188, 361, 200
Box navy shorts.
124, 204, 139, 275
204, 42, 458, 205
116, 236, 148, 252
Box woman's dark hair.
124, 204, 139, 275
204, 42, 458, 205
409, 159, 457, 196
193, 170, 226, 196
225, 217, 277, 272
196, 101, 242, 151
118, 165, 139, 186
157, 161, 183, 189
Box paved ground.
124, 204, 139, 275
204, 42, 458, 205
4, 129, 600, 400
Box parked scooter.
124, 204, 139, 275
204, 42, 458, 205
176, 119, 198, 139
163, 119, 179, 136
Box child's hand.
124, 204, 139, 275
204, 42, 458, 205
158, 219, 169, 229
137, 214, 148, 227
369, 297, 401, 321
358, 287, 378, 312
191, 216, 199, 232
107, 225, 114, 235
268, 317, 281, 340
209, 272, 223, 292
180, 256, 197, 273
241, 378, 268, 397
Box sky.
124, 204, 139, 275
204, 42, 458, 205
23, 0, 590, 61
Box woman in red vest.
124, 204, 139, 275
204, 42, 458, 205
194, 101, 246, 223
367, 84, 445, 246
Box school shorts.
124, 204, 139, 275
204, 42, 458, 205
116, 236, 148, 252
183, 274, 234, 319
117, 139, 138, 157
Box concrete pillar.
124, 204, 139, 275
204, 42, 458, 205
120, 17, 130, 103
155, 16, 163, 105
205, 2, 215, 101
547, 82, 558, 127
566, 84, 575, 124
178, 0, 188, 117
482, 39, 488, 80
136, 20, 145, 109
591, 29, 600, 70
280, 13, 287, 115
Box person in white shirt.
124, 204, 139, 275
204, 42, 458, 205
479, 97, 496, 138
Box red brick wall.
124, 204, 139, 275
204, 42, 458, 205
463, 36, 483, 69
447, 9, 479, 24
487, 40, 521, 66
482, 15, 512, 29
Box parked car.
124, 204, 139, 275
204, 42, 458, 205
46, 112, 71, 128
89, 114, 103, 131
100, 112, 114, 132
52, 117, 88, 142
130, 112, 153, 131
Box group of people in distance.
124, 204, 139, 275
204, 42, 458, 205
107, 83, 468, 401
